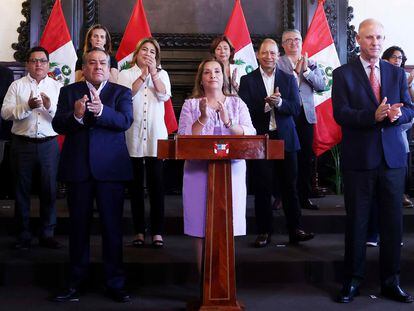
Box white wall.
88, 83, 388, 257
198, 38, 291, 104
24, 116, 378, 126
349, 0, 414, 65
0, 0, 24, 61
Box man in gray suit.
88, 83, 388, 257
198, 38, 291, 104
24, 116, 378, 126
278, 29, 327, 210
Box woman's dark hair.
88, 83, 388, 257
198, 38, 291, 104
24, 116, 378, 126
381, 46, 407, 68
210, 36, 235, 64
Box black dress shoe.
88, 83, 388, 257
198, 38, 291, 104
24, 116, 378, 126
336, 284, 360, 303
403, 194, 414, 208
12, 239, 31, 250
104, 288, 131, 303
272, 198, 282, 210
254, 234, 271, 248
301, 199, 319, 210
289, 229, 315, 244
381, 285, 414, 303
52, 288, 80, 302
39, 237, 63, 249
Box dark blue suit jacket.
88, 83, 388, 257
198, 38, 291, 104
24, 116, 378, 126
332, 59, 414, 170
238, 67, 301, 152
52, 81, 133, 182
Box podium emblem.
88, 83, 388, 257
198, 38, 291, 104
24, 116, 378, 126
213, 143, 229, 157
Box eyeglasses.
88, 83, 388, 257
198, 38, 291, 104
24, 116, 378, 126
28, 58, 48, 64
390, 55, 403, 60
283, 38, 301, 45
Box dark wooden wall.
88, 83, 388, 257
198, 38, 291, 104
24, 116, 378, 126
2, 0, 357, 194
9, 0, 352, 113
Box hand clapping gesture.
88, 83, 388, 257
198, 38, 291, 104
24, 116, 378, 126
40, 92, 51, 110
375, 97, 403, 123
28, 91, 43, 109
265, 87, 282, 108
74, 95, 88, 119
294, 52, 309, 75
217, 100, 229, 125
87, 88, 103, 116
143, 53, 157, 76
199, 97, 209, 120
231, 67, 239, 92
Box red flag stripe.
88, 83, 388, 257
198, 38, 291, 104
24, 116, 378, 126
224, 0, 251, 51
115, 0, 151, 62
312, 99, 342, 156
116, 0, 177, 134
302, 1, 334, 59
39, 0, 71, 53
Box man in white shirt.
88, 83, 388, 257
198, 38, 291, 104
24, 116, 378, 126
239, 38, 314, 248
1, 46, 62, 250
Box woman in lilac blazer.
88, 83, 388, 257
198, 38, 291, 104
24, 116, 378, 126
178, 58, 255, 272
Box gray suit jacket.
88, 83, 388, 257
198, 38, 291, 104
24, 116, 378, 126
277, 55, 326, 124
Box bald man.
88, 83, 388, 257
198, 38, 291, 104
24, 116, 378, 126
333, 19, 414, 303
239, 38, 314, 248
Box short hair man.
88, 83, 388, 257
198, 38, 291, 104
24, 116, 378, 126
333, 19, 414, 303
278, 29, 327, 210
52, 48, 133, 303
1, 46, 62, 250
238, 38, 314, 248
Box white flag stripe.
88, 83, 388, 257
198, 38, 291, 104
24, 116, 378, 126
309, 43, 340, 107
48, 41, 77, 85
118, 54, 134, 71
234, 43, 258, 70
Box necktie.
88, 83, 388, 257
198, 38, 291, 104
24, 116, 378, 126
369, 64, 381, 102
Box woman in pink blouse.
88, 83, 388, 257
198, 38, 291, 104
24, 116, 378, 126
118, 38, 171, 248
178, 58, 256, 271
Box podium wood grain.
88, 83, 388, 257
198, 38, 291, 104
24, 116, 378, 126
158, 135, 284, 310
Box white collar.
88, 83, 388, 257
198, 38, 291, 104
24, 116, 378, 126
360, 56, 380, 69
27, 73, 48, 84
85, 80, 108, 95
259, 66, 275, 78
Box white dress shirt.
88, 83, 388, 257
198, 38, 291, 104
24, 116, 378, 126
1, 74, 61, 138
117, 64, 171, 157
260, 66, 281, 131
360, 56, 381, 86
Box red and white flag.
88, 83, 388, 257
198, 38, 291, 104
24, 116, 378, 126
39, 0, 77, 86
116, 0, 177, 133
116, 0, 151, 70
224, 0, 258, 83
302, 0, 342, 156
40, 0, 77, 150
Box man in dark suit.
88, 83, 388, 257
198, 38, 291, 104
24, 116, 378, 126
0, 65, 14, 139
0, 65, 14, 199
51, 48, 133, 303
333, 19, 414, 303
239, 38, 314, 247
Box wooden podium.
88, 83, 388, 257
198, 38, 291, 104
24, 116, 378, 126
158, 135, 284, 310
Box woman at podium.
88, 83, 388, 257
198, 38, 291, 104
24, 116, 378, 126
178, 58, 256, 270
